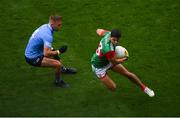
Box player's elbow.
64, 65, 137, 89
44, 52, 48, 57
96, 29, 104, 36
96, 29, 102, 33
109, 58, 119, 65
44, 47, 52, 57
44, 51, 51, 57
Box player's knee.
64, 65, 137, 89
54, 61, 62, 69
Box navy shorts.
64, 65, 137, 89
25, 55, 44, 67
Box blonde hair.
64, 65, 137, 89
49, 14, 62, 21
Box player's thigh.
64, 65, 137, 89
100, 75, 116, 91
41, 57, 62, 68
91, 63, 112, 78
111, 64, 129, 76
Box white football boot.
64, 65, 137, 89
144, 87, 155, 97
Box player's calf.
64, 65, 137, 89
100, 75, 117, 91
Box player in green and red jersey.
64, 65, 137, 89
91, 29, 155, 97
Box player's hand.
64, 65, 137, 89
59, 45, 68, 54
121, 57, 128, 62
116, 57, 128, 63
124, 56, 128, 61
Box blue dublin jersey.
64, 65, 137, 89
25, 24, 54, 58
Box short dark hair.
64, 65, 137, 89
49, 14, 62, 21
111, 29, 121, 39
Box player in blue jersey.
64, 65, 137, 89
25, 14, 76, 88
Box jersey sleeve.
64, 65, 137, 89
42, 34, 53, 48
104, 51, 116, 59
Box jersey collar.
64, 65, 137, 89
48, 23, 54, 33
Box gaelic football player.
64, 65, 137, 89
25, 14, 76, 88
91, 29, 155, 97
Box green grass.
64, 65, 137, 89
0, 0, 180, 116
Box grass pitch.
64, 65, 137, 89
0, 0, 180, 116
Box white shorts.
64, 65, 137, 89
91, 63, 113, 78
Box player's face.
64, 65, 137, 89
110, 37, 119, 45
53, 20, 62, 31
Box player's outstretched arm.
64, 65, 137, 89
96, 29, 109, 37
